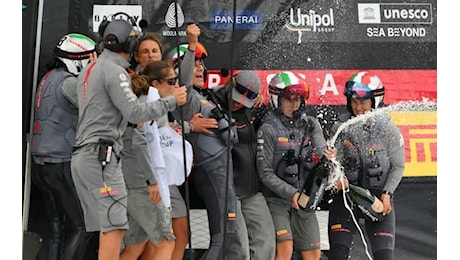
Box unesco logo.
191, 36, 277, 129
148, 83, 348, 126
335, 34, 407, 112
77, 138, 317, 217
358, 3, 432, 24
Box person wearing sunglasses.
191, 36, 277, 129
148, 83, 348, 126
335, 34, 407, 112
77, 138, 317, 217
168, 25, 239, 260
327, 71, 405, 260
207, 71, 276, 260
129, 25, 217, 260
126, 30, 188, 260
256, 71, 336, 260
119, 71, 176, 260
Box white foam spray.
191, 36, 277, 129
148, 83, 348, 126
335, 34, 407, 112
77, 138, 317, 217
324, 100, 436, 260
326, 99, 436, 190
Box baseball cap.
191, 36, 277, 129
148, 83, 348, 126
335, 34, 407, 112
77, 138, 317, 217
103, 19, 135, 45
232, 71, 261, 108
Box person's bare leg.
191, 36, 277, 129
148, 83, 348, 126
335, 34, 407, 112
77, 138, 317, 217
139, 238, 175, 260
138, 241, 154, 260
98, 229, 124, 260
120, 241, 147, 260
300, 249, 321, 260
275, 240, 293, 260
171, 216, 189, 260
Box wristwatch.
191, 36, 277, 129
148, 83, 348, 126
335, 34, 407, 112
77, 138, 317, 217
382, 190, 393, 198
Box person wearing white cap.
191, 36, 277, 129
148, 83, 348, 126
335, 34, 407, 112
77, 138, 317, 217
210, 70, 277, 260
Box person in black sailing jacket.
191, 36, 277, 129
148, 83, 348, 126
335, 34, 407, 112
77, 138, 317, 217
210, 71, 276, 260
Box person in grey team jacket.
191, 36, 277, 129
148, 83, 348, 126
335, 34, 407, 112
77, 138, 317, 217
70, 19, 186, 260
31, 33, 98, 260
327, 71, 405, 260
211, 71, 276, 260
169, 25, 238, 260
256, 71, 336, 260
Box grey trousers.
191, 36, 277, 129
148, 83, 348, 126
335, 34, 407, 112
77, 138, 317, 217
225, 192, 276, 260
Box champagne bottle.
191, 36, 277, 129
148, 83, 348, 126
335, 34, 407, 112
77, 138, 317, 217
298, 156, 330, 210
347, 184, 384, 222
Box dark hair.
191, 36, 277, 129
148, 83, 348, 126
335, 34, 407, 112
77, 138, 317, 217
136, 32, 164, 54
141, 61, 174, 83
103, 34, 125, 53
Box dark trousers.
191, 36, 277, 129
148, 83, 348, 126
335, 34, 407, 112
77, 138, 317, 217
328, 192, 395, 260
31, 160, 97, 260
193, 151, 237, 260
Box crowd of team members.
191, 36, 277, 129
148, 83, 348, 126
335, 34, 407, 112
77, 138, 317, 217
30, 17, 404, 260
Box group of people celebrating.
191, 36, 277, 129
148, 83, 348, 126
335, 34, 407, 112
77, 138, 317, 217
30, 16, 404, 260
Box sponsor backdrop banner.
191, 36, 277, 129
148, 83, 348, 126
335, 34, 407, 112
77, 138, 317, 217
23, 0, 436, 259
66, 0, 437, 178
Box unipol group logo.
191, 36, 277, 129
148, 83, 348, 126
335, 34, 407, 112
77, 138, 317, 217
162, 2, 186, 37
285, 8, 335, 44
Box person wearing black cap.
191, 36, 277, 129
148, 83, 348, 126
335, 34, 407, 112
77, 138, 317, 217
71, 18, 187, 260
256, 71, 336, 260
327, 71, 405, 260
210, 71, 276, 260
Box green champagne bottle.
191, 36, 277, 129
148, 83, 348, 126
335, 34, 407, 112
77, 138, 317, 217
347, 184, 384, 222
298, 156, 330, 210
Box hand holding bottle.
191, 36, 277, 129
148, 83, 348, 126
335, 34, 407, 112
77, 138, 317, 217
380, 193, 393, 216
323, 144, 337, 160
347, 184, 384, 222
297, 156, 330, 210
335, 176, 349, 191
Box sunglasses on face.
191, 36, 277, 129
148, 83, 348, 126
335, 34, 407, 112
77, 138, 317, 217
344, 81, 384, 100
234, 82, 258, 100
159, 77, 179, 86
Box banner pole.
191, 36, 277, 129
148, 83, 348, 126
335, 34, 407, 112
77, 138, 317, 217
23, 0, 45, 232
